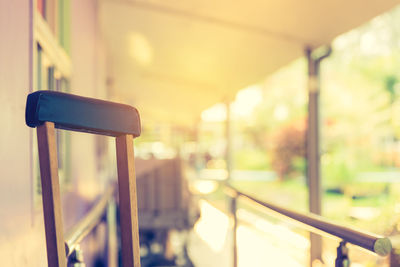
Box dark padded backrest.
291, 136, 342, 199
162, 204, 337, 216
26, 90, 141, 137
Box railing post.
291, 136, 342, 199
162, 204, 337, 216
67, 245, 85, 267
335, 241, 350, 267
231, 195, 238, 267
107, 198, 118, 267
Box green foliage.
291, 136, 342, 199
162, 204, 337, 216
385, 75, 398, 103
233, 149, 270, 170
321, 153, 355, 188
220, 9, 400, 266
231, 179, 308, 212
270, 121, 306, 180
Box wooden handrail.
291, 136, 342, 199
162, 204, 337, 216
224, 184, 392, 256
64, 185, 115, 257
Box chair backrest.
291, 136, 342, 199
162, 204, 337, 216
25, 90, 142, 267
26, 90, 141, 136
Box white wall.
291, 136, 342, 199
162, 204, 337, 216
0, 0, 109, 265
70, 0, 106, 200
0, 1, 47, 266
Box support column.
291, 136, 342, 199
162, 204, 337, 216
306, 46, 331, 266
226, 101, 233, 181
194, 120, 201, 176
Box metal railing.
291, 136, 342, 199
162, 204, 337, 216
64, 185, 117, 266
61, 175, 393, 267
224, 184, 392, 267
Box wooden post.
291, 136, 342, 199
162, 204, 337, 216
37, 122, 67, 267
116, 134, 141, 267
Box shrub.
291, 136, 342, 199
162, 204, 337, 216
271, 121, 306, 180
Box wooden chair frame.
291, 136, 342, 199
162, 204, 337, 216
27, 91, 141, 267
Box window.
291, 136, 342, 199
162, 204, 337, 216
32, 0, 71, 205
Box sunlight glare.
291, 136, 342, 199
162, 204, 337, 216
194, 200, 229, 252
273, 104, 289, 121
128, 32, 153, 66
201, 103, 227, 122
232, 85, 263, 118
190, 180, 218, 194
201, 85, 263, 122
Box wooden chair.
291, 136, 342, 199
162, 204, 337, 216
25, 90, 142, 267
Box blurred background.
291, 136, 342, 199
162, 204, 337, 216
2, 0, 400, 266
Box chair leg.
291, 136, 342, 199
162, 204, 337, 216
37, 122, 67, 267
116, 134, 141, 267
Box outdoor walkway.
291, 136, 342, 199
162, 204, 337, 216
187, 200, 309, 267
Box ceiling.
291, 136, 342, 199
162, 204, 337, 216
99, 0, 399, 126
